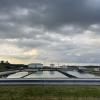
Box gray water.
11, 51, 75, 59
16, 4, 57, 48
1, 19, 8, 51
24, 71, 68, 79
7, 71, 68, 79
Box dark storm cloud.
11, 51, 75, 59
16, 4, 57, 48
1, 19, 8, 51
0, 0, 100, 31
0, 0, 100, 41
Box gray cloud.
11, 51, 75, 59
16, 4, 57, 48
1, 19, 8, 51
0, 0, 100, 64
0, 0, 100, 30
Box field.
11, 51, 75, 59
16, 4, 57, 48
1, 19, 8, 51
0, 85, 100, 100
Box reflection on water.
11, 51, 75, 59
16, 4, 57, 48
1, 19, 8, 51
66, 70, 100, 78
25, 71, 68, 78
6, 70, 100, 79
36, 71, 43, 75
50, 71, 55, 75
7, 72, 28, 78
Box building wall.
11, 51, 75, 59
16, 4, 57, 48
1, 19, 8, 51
28, 63, 43, 68
50, 64, 55, 68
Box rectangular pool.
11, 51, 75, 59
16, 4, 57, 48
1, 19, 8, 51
24, 71, 68, 79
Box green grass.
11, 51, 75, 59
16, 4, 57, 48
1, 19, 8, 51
0, 63, 6, 72
0, 85, 100, 100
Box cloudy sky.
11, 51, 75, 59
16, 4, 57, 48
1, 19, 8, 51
0, 0, 100, 65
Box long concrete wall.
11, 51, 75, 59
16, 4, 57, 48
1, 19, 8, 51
0, 78, 100, 85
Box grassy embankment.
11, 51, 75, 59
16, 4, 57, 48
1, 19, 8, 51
0, 85, 100, 100
0, 63, 7, 72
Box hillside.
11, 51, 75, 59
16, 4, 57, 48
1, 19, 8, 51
0, 63, 7, 72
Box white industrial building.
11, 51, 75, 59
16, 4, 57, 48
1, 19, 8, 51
50, 64, 55, 68
28, 63, 43, 68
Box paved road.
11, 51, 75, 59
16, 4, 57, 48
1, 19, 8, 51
0, 78, 100, 85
